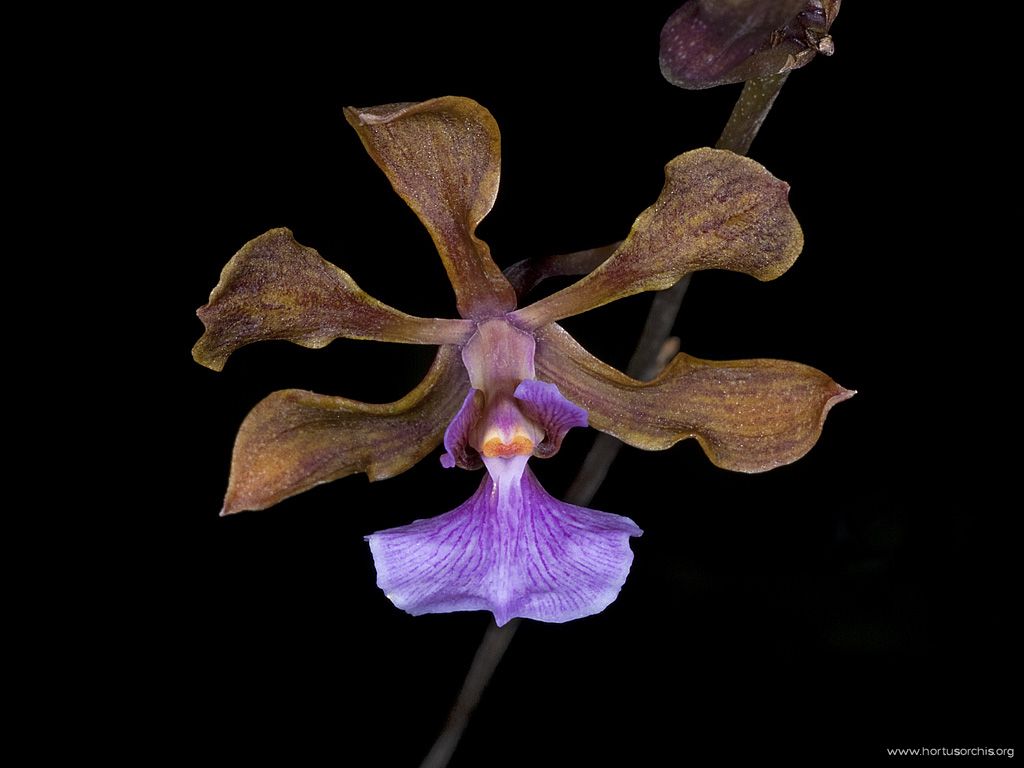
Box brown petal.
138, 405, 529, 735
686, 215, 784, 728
222, 345, 468, 514
512, 148, 802, 329
193, 228, 474, 371
534, 324, 852, 473
344, 97, 517, 319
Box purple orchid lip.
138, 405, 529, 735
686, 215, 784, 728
367, 463, 642, 626
195, 95, 852, 625
415, 317, 614, 624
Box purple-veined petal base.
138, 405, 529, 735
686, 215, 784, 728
366, 464, 642, 626
441, 388, 484, 469
514, 379, 588, 459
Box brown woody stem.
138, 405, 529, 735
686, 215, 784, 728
418, 618, 521, 768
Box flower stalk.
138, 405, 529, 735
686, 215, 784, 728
421, 69, 806, 768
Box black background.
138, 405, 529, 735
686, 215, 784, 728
102, 4, 1014, 765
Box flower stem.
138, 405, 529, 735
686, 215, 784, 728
420, 72, 791, 768
418, 618, 521, 768
567, 73, 790, 505
716, 73, 790, 155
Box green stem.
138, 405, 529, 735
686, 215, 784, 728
420, 72, 791, 768
716, 73, 790, 154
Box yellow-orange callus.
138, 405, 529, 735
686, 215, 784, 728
481, 433, 535, 458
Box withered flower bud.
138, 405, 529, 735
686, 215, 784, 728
660, 0, 840, 89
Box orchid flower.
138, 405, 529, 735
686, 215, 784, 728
193, 96, 852, 626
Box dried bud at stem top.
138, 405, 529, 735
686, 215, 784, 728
660, 0, 841, 90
